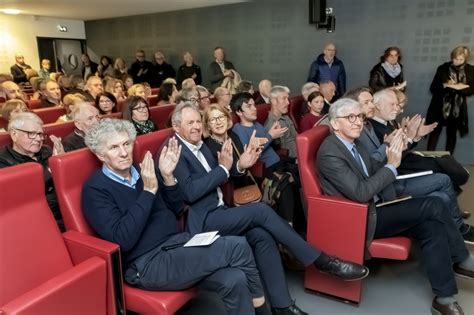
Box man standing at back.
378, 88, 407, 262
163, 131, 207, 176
130, 49, 153, 85
209, 47, 236, 92
307, 42, 346, 100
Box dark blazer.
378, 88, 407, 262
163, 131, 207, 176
10, 64, 30, 83
316, 134, 397, 245
369, 63, 404, 92
172, 137, 232, 233
358, 123, 387, 163
81, 61, 98, 80
209, 60, 235, 92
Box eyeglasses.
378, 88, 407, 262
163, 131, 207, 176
100, 99, 113, 103
14, 128, 47, 139
199, 96, 210, 101
208, 115, 226, 124
136, 55, 145, 58
132, 105, 148, 111
186, 97, 198, 103
337, 113, 366, 123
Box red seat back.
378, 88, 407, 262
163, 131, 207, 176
43, 121, 76, 148
147, 95, 158, 107
151, 88, 160, 95
150, 104, 175, 130
289, 95, 305, 133
256, 103, 270, 125
0, 132, 10, 148
133, 128, 174, 162
0, 163, 73, 305
27, 99, 41, 110
33, 106, 66, 124
117, 99, 126, 113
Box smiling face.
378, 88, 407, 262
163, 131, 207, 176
358, 91, 375, 118
207, 108, 229, 137
131, 100, 149, 122
174, 107, 203, 145
375, 90, 398, 121
386, 49, 399, 65
330, 106, 364, 142
97, 131, 134, 178
236, 98, 257, 124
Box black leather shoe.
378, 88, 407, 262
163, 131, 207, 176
431, 298, 464, 315
316, 256, 369, 281
453, 264, 474, 280
272, 302, 308, 315
461, 210, 471, 220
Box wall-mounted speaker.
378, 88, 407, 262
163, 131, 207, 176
309, 0, 327, 24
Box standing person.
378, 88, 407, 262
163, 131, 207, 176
307, 43, 346, 100
209, 47, 236, 92
82, 118, 273, 315
151, 51, 176, 88
81, 54, 99, 81
113, 57, 129, 78
426, 46, 474, 154
177, 51, 202, 88
130, 49, 153, 85
369, 46, 406, 92
98, 55, 115, 78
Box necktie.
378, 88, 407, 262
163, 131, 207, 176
351, 145, 369, 177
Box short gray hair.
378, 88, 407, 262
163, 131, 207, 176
71, 102, 99, 120
171, 101, 200, 126
328, 98, 361, 122
373, 88, 396, 107
301, 82, 319, 100
85, 118, 137, 155
8, 112, 43, 131
269, 85, 290, 100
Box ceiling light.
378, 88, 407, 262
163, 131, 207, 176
1, 9, 21, 15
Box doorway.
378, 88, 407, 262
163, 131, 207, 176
37, 37, 86, 76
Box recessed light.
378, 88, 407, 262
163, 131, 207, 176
1, 9, 21, 15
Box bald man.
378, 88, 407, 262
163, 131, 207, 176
1, 81, 26, 101
10, 53, 33, 84
255, 80, 272, 104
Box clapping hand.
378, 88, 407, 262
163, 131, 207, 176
217, 138, 233, 170
386, 131, 404, 168
403, 114, 422, 139
416, 118, 437, 138
159, 137, 182, 184
238, 130, 262, 170
50, 135, 65, 156
268, 121, 288, 139
140, 151, 158, 194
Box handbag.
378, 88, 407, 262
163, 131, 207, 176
230, 140, 262, 206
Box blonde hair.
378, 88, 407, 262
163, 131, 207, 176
127, 83, 145, 96
450, 46, 470, 61
202, 105, 233, 138
1, 99, 28, 121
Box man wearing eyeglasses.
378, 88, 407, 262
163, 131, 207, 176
130, 49, 153, 85
0, 112, 65, 230
317, 98, 474, 315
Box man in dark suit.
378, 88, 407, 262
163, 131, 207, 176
317, 98, 474, 315
169, 102, 368, 315
209, 47, 236, 92
10, 53, 33, 84
80, 54, 98, 81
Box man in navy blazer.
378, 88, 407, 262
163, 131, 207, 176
168, 102, 368, 315
317, 98, 474, 315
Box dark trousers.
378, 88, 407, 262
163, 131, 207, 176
204, 202, 321, 308
124, 233, 263, 315
374, 196, 469, 297
427, 118, 458, 154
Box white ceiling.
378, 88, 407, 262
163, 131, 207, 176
0, 0, 248, 21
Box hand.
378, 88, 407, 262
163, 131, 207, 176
139, 152, 158, 194
191, 73, 197, 79
383, 129, 399, 145
248, 129, 267, 151
50, 135, 65, 156
238, 130, 261, 169
416, 118, 438, 138
386, 132, 404, 168
217, 138, 233, 170
267, 121, 288, 139
159, 137, 182, 179
404, 114, 422, 139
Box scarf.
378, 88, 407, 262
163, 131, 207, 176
133, 119, 155, 135
381, 61, 401, 78
443, 64, 467, 119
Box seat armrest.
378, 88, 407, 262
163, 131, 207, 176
63, 230, 125, 315
249, 161, 265, 179
0, 257, 107, 315
306, 195, 368, 264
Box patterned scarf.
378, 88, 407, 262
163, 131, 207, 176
443, 64, 467, 119
133, 119, 155, 135
381, 61, 402, 78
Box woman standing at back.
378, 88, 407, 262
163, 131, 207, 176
369, 46, 406, 92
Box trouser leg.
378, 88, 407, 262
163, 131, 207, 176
445, 120, 458, 154
427, 123, 443, 151
244, 227, 292, 308
205, 203, 320, 265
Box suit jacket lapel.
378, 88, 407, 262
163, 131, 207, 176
330, 136, 368, 179
177, 138, 209, 174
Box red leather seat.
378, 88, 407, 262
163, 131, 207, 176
256, 103, 270, 125
133, 128, 174, 162
148, 95, 158, 107
49, 147, 195, 315
289, 95, 305, 133
296, 126, 411, 303
33, 106, 66, 124
43, 121, 76, 148
149, 104, 175, 130
27, 99, 42, 110
151, 88, 160, 95
0, 163, 110, 315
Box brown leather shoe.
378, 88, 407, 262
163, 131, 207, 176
431, 298, 464, 315
461, 210, 471, 220
453, 264, 474, 279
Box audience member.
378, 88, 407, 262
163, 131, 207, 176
98, 55, 115, 78
301, 82, 319, 101
307, 42, 346, 100
81, 54, 99, 81
59, 93, 87, 123
151, 51, 176, 88
170, 102, 368, 314
10, 53, 35, 84
95, 92, 118, 115
299, 91, 325, 132
84, 76, 104, 102
236, 80, 254, 94
0, 112, 64, 229
1, 80, 27, 101
317, 97, 474, 315
113, 57, 129, 77
196, 85, 212, 111
426, 45, 474, 154
255, 79, 272, 104
177, 51, 202, 88
122, 96, 155, 135
181, 78, 196, 91
264, 86, 298, 159
130, 49, 153, 84
38, 59, 51, 80
63, 103, 100, 152
82, 118, 272, 315
212, 87, 232, 112
157, 82, 178, 106
176, 88, 200, 108
0, 99, 28, 132
122, 74, 134, 90
209, 47, 236, 92
319, 80, 336, 114
369, 46, 406, 92
127, 83, 146, 99
39, 79, 62, 108
104, 78, 126, 101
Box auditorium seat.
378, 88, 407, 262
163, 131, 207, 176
49, 147, 196, 315
0, 163, 110, 315
148, 95, 158, 107
296, 126, 411, 303
33, 106, 66, 124
256, 103, 270, 125
151, 87, 160, 95
117, 99, 126, 112
289, 95, 305, 133
27, 99, 42, 110
133, 128, 173, 162
43, 121, 76, 147
149, 104, 175, 130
